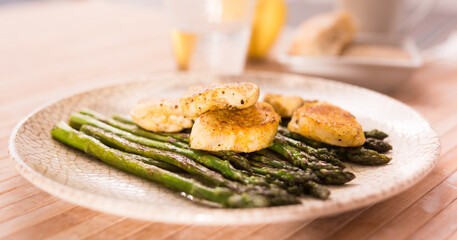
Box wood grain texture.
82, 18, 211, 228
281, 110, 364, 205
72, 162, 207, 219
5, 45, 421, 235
325, 130, 457, 240
1, 1, 456, 239
369, 170, 457, 240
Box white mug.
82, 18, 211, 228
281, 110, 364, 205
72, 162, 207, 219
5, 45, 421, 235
335, 0, 436, 34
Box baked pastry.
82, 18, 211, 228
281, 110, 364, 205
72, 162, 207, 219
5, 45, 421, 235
289, 11, 356, 56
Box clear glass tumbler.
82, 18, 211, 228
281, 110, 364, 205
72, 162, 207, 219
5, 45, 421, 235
164, 0, 257, 75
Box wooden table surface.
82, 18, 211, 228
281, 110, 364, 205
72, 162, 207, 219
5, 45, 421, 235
2, 1, 457, 239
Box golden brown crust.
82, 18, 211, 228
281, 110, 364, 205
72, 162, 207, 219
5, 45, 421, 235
301, 103, 354, 127
190, 102, 280, 153
179, 82, 260, 117
288, 101, 365, 147
130, 98, 193, 132
198, 102, 279, 128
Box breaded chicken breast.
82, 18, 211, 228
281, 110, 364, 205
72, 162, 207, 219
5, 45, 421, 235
190, 102, 280, 153
130, 98, 193, 132
287, 101, 365, 147
180, 82, 260, 117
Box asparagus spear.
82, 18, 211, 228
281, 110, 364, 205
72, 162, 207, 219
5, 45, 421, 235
80, 109, 178, 145
112, 114, 135, 125
269, 139, 355, 185
80, 111, 305, 201
71, 113, 299, 202
249, 153, 301, 172
51, 122, 272, 208
314, 169, 355, 185
248, 171, 303, 197
278, 125, 391, 166
247, 153, 328, 195
364, 129, 388, 140
209, 151, 253, 173
269, 139, 341, 171
277, 125, 327, 148
80, 124, 243, 191
364, 138, 392, 153
249, 161, 313, 184
70, 113, 250, 184
110, 124, 253, 172
340, 147, 391, 165
80, 124, 300, 203
275, 134, 345, 168
251, 154, 322, 186
303, 181, 330, 199
81, 109, 253, 172
158, 132, 190, 143
247, 157, 330, 198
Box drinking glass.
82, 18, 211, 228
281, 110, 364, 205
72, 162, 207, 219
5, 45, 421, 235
164, 0, 257, 75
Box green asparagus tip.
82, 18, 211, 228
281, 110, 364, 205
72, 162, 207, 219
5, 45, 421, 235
364, 129, 388, 140
364, 138, 392, 153
226, 192, 271, 208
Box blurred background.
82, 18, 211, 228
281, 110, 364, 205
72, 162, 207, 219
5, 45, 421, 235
1, 0, 456, 92
2, 0, 456, 57
1, 0, 450, 49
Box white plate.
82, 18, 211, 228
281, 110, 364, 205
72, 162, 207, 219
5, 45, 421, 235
9, 72, 440, 225
276, 32, 423, 93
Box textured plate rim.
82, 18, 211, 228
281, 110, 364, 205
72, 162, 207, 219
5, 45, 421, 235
8, 71, 441, 225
